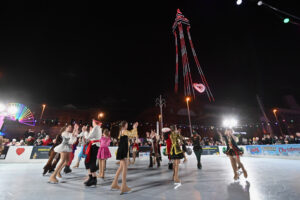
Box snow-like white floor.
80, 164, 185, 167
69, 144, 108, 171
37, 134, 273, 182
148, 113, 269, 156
1, 156, 300, 200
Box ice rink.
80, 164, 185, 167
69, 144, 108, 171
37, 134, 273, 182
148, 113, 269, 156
1, 156, 300, 200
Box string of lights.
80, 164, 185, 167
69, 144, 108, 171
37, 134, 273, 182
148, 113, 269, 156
236, 0, 300, 26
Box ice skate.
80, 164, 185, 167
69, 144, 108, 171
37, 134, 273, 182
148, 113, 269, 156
120, 185, 132, 195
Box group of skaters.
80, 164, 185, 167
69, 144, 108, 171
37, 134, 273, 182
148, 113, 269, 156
43, 119, 248, 194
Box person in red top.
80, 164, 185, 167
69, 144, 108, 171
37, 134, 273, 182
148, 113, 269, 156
42, 135, 52, 146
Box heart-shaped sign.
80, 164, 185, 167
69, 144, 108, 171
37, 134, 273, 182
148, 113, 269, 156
193, 83, 206, 93
16, 148, 25, 156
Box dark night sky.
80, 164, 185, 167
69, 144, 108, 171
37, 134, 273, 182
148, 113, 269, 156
0, 0, 299, 117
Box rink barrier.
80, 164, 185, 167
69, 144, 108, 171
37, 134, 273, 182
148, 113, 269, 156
218, 144, 300, 159
1, 144, 300, 163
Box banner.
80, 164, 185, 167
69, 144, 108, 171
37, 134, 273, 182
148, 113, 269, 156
4, 146, 33, 162
0, 146, 9, 159
202, 146, 219, 155
30, 146, 52, 159
246, 145, 262, 155
246, 144, 300, 156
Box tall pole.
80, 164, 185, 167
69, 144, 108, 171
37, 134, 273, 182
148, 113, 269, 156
186, 97, 193, 137
155, 95, 166, 134
40, 104, 46, 121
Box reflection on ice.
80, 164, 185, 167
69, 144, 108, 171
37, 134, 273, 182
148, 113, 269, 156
0, 156, 300, 200
227, 181, 250, 200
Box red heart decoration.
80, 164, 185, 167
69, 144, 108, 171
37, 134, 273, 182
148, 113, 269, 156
193, 83, 206, 93
16, 148, 25, 156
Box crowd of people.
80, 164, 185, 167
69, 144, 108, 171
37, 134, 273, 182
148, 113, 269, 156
236, 133, 300, 145
2, 129, 55, 147
2, 127, 300, 147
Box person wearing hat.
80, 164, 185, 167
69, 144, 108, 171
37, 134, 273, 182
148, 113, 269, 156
192, 130, 202, 169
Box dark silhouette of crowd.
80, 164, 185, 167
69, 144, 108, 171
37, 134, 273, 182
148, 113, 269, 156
2, 128, 300, 147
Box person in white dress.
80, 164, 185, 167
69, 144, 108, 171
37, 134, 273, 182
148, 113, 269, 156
72, 125, 90, 169
84, 119, 102, 187
49, 124, 79, 183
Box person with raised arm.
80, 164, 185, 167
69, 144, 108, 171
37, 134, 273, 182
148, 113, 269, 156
73, 124, 89, 169
97, 129, 111, 178
219, 129, 248, 180
49, 124, 79, 183
84, 119, 102, 187
111, 121, 138, 195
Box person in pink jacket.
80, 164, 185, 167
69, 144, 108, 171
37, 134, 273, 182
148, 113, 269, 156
97, 129, 111, 178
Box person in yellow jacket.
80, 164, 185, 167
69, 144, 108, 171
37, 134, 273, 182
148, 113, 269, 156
169, 125, 184, 184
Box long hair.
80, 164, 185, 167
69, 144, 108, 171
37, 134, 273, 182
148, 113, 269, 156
60, 124, 70, 133
103, 129, 110, 137
118, 121, 128, 138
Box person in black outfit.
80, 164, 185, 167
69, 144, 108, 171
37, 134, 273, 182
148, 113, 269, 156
111, 121, 138, 195
192, 131, 202, 169
220, 129, 248, 180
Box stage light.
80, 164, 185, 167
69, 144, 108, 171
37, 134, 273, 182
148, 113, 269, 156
8, 106, 18, 115
236, 0, 242, 5
257, 1, 263, 6
223, 118, 238, 128
283, 18, 290, 23
0, 103, 6, 112
98, 112, 104, 119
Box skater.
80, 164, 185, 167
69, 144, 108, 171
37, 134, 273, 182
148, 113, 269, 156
220, 129, 248, 180
191, 131, 202, 169
84, 119, 102, 187
162, 127, 173, 170
73, 125, 89, 169
149, 130, 160, 168
111, 121, 138, 195
97, 129, 111, 178
169, 125, 184, 184
130, 139, 139, 164
49, 124, 79, 183
43, 133, 62, 175
178, 129, 188, 163
64, 138, 79, 174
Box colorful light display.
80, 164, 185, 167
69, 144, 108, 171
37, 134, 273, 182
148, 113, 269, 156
5, 103, 36, 126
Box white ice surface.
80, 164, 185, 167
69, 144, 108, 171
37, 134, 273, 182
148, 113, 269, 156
0, 156, 300, 200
